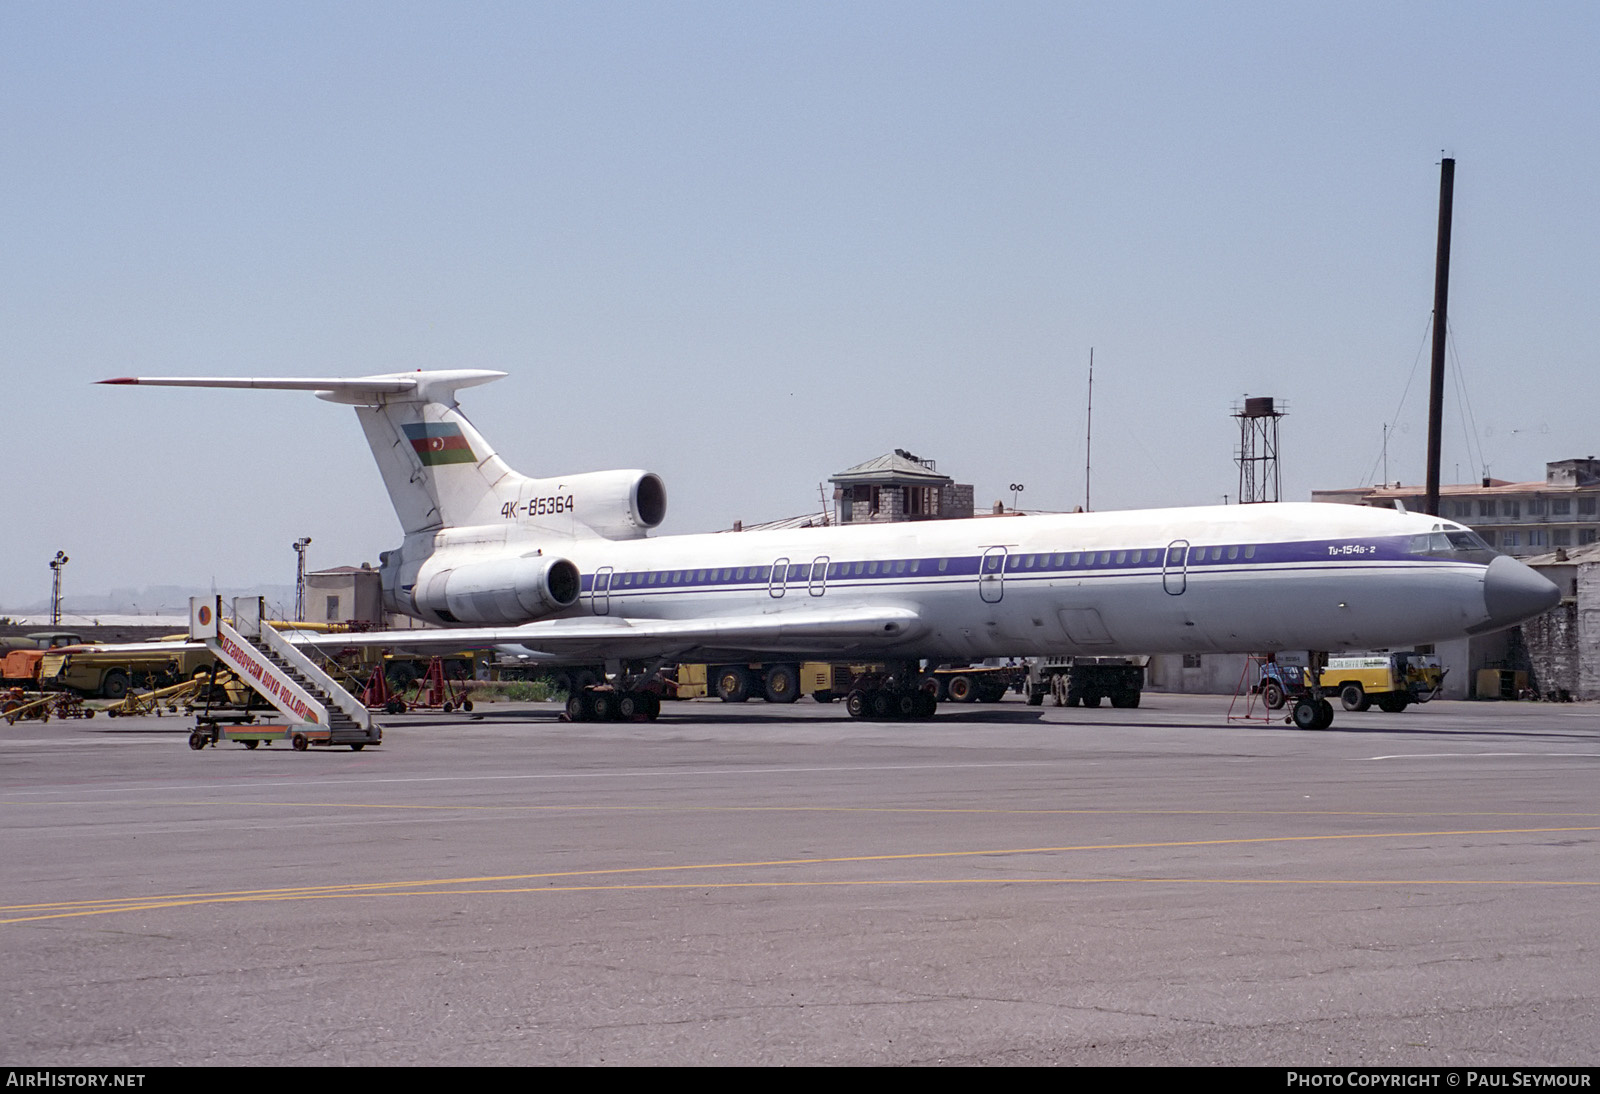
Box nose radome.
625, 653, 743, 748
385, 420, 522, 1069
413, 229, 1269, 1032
1481, 554, 1561, 630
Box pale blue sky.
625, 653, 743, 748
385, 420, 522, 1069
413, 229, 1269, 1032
5, 2, 1598, 608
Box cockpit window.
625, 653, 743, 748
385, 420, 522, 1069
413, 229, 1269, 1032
1409, 528, 1497, 561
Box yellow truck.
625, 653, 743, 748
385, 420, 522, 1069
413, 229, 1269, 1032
42, 643, 221, 700
675, 662, 857, 704
1262, 652, 1445, 713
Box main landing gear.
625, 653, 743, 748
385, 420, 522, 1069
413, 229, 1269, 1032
1290, 696, 1335, 731
844, 664, 939, 721
564, 685, 662, 723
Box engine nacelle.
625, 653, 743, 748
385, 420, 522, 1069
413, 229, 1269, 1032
412, 554, 581, 625
562, 469, 667, 540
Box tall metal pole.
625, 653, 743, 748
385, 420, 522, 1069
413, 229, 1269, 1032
49, 551, 69, 626
1424, 157, 1455, 517
1083, 348, 1093, 512
293, 537, 312, 622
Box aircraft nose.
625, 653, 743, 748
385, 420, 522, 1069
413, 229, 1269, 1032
1480, 554, 1561, 630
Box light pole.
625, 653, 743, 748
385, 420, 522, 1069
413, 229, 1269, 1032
49, 551, 69, 626
293, 538, 312, 622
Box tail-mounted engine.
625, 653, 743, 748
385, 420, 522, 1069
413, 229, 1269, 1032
411, 554, 581, 625
559, 470, 666, 540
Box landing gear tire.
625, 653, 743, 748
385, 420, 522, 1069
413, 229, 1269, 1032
868, 691, 894, 719
566, 693, 591, 722
1340, 684, 1368, 712
845, 689, 867, 719
1292, 699, 1335, 730
592, 692, 619, 722
811, 690, 834, 704
1082, 693, 1102, 709
1110, 689, 1140, 709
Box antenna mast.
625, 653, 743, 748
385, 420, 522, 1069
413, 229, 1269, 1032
1084, 348, 1093, 512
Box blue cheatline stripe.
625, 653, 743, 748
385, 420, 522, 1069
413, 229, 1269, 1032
576, 536, 1468, 593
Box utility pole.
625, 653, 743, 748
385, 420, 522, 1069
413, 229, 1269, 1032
293, 537, 312, 622
1083, 348, 1094, 512
1424, 156, 1455, 517
49, 551, 69, 626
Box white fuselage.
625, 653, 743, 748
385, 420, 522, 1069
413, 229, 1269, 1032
391, 501, 1506, 662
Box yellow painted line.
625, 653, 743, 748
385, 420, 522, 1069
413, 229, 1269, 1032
3, 798, 1598, 820
3, 824, 1596, 925
4, 875, 1598, 924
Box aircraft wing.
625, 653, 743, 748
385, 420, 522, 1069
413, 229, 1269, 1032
288, 604, 923, 661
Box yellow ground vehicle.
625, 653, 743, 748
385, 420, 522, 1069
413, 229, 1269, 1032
42, 644, 221, 700
1263, 652, 1445, 713
675, 662, 853, 703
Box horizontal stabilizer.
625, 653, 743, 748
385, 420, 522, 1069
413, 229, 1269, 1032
97, 370, 506, 406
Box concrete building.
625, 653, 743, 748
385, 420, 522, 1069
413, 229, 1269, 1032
830, 449, 975, 525
1313, 458, 1600, 558
303, 565, 383, 628
1515, 544, 1600, 700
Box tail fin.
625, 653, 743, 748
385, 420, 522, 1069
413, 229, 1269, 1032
99, 370, 524, 534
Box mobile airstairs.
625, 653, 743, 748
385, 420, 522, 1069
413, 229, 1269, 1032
186, 596, 382, 752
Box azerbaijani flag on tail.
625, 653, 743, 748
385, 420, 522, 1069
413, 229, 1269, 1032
403, 422, 478, 466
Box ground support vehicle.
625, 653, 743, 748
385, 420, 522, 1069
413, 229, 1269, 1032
0, 632, 88, 653
673, 661, 940, 719
185, 596, 382, 754
1024, 657, 1146, 708
186, 719, 362, 752
393, 656, 475, 712
103, 677, 207, 718
1260, 652, 1444, 714
1, 649, 46, 688
921, 663, 1023, 703
42, 644, 220, 700
1, 689, 95, 724
676, 662, 846, 704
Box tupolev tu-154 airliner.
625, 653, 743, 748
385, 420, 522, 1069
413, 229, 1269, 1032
102, 369, 1559, 728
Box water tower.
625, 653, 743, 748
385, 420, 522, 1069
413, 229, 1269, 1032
1233, 396, 1286, 504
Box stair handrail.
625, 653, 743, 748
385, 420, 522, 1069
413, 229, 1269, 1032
257, 621, 373, 731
